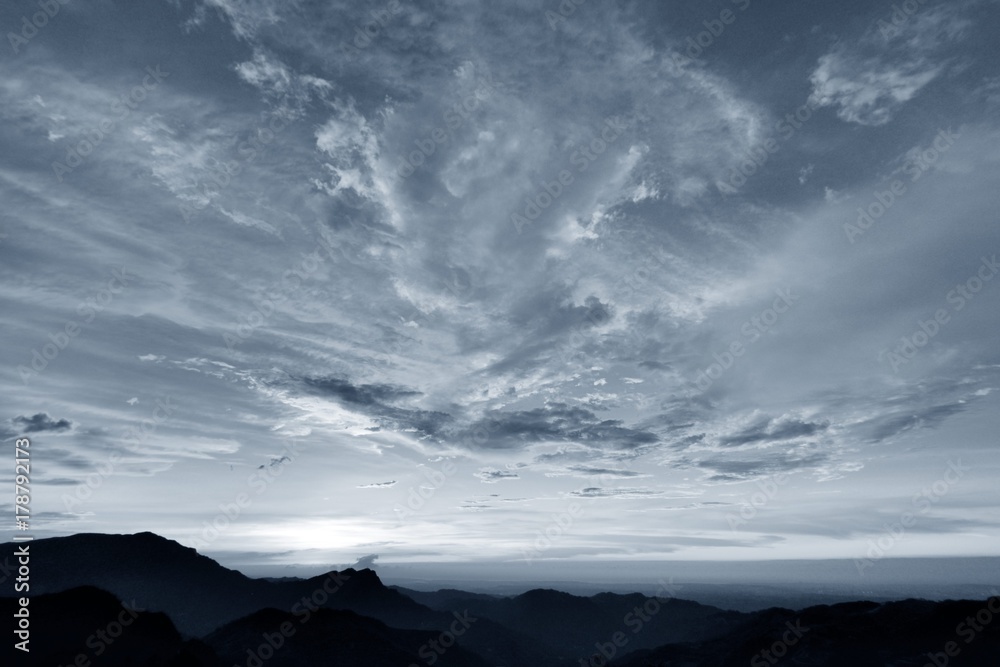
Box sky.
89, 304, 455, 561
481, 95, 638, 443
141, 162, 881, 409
1, 0, 999, 579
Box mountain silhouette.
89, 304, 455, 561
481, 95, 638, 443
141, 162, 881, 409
3, 533, 998, 667
205, 607, 490, 667
615, 598, 1000, 666
395, 585, 744, 658
2, 586, 218, 666
0, 533, 563, 665
0, 532, 432, 636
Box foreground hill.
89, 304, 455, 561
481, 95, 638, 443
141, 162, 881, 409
394, 585, 745, 658
1, 532, 437, 636
3, 533, 998, 667
2, 586, 217, 666
0, 533, 567, 665
615, 598, 1000, 667
204, 607, 491, 667
1, 587, 491, 667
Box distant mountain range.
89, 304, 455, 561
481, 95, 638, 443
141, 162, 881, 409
3, 533, 998, 666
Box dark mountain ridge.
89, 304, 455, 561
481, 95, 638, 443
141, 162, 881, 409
3, 533, 998, 667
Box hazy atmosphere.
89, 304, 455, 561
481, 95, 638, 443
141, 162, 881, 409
2, 0, 999, 581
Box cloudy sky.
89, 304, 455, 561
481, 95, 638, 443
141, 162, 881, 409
2, 0, 999, 576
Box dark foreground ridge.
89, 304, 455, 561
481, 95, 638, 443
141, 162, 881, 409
2, 533, 998, 666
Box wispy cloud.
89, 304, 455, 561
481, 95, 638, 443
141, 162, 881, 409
0, 0, 998, 566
